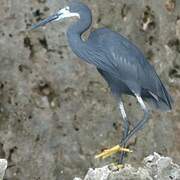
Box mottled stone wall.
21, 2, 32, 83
0, 0, 179, 179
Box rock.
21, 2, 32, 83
0, 159, 7, 180
165, 0, 176, 12
74, 153, 180, 180
0, 0, 180, 179
176, 19, 180, 40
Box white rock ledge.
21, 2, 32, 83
0, 159, 7, 180
74, 153, 180, 180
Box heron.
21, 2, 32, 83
32, 2, 173, 164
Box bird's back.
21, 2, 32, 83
87, 28, 173, 111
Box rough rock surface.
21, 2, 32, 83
0, 0, 180, 180
74, 153, 180, 180
0, 159, 7, 180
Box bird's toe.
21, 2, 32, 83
95, 145, 132, 159
108, 162, 124, 171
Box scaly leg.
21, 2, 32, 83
121, 94, 149, 145
95, 94, 148, 163
118, 100, 129, 164
95, 99, 132, 161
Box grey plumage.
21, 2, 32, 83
66, 3, 172, 110
32, 2, 173, 163
94, 29, 173, 110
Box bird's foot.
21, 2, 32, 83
108, 162, 124, 171
95, 145, 132, 159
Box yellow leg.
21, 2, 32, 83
95, 145, 132, 159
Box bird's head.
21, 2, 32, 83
31, 2, 91, 29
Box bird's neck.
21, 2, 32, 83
67, 15, 92, 59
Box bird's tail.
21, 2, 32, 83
145, 81, 173, 111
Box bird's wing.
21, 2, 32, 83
87, 28, 146, 87
87, 28, 172, 109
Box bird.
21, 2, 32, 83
32, 2, 173, 164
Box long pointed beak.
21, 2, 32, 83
31, 13, 60, 30
31, 7, 79, 30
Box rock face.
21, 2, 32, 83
0, 0, 180, 179
0, 159, 7, 180
74, 153, 180, 180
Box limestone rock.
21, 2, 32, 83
0, 159, 7, 180
0, 0, 180, 179
74, 153, 180, 180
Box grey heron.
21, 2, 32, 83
32, 2, 173, 164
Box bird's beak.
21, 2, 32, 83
31, 7, 80, 30
31, 13, 60, 29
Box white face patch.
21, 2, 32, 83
55, 6, 80, 21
